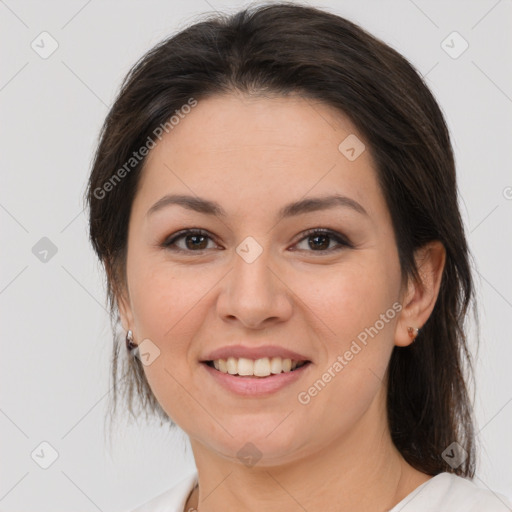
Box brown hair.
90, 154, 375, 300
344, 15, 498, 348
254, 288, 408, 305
86, 1, 477, 477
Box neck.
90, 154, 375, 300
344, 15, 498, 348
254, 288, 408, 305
185, 388, 431, 512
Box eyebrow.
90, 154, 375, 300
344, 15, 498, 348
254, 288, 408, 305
146, 193, 368, 219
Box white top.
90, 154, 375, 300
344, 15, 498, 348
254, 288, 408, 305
128, 471, 512, 512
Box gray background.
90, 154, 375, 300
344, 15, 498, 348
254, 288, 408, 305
1, 0, 511, 510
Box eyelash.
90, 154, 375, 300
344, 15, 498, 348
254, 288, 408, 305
162, 228, 352, 254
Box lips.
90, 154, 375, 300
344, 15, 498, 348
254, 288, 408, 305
202, 358, 312, 396
200, 344, 311, 363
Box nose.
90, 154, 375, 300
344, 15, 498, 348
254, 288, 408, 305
216, 244, 293, 329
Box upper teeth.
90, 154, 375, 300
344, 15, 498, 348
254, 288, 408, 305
212, 357, 305, 377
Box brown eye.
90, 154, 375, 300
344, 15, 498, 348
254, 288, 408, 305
293, 229, 352, 253
163, 229, 217, 252
184, 233, 209, 250
308, 233, 330, 250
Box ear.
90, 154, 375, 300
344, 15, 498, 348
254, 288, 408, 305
105, 259, 134, 334
117, 289, 135, 334
395, 241, 446, 347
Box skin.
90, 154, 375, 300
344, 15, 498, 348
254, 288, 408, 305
117, 92, 446, 512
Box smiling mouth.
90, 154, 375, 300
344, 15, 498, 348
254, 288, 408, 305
203, 358, 311, 378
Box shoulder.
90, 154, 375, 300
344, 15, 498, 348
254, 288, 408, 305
127, 471, 198, 512
391, 472, 512, 512
123, 470, 511, 511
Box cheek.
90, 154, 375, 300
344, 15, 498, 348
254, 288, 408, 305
127, 263, 202, 421
127, 257, 218, 362
126, 256, 200, 364
293, 255, 400, 344
294, 263, 399, 431
293, 255, 400, 414
131, 269, 179, 337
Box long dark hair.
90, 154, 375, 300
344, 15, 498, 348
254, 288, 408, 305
85, 1, 477, 477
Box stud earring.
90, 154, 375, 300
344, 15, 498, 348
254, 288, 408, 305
126, 329, 138, 351
407, 326, 420, 341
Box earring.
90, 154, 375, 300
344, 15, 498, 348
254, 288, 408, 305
407, 327, 420, 341
126, 329, 138, 351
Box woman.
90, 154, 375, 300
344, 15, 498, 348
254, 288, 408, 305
86, 3, 512, 511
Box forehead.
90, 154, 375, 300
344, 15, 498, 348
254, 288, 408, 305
134, 93, 384, 220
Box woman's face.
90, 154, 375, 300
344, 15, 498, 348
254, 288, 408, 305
119, 93, 408, 465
